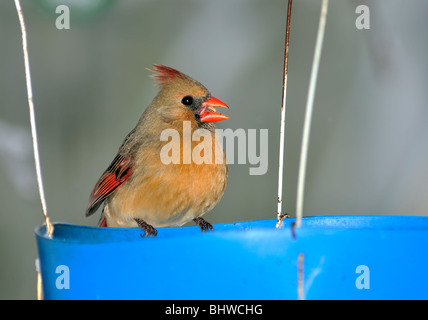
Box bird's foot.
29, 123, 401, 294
135, 218, 158, 237
193, 217, 214, 232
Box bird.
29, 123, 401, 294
85, 64, 229, 236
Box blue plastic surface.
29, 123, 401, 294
35, 215, 428, 299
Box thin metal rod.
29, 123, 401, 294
14, 0, 53, 238
276, 0, 293, 224
35, 258, 43, 300
295, 0, 329, 228
297, 253, 305, 300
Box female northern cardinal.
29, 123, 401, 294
85, 65, 229, 236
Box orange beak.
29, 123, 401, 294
199, 97, 229, 123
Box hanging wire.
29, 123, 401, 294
14, 0, 54, 301
13, 0, 53, 238
35, 258, 43, 300
297, 253, 305, 300
14, 0, 53, 299
295, 0, 329, 228
276, 0, 293, 228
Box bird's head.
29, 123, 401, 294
148, 64, 229, 127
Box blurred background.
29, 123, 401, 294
1, 0, 427, 299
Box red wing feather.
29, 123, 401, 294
85, 154, 133, 217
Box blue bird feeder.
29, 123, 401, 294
35, 215, 428, 299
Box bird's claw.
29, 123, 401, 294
193, 217, 214, 232
135, 218, 158, 237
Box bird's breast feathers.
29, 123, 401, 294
106, 127, 227, 227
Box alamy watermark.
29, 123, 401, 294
55, 5, 70, 30
355, 265, 370, 290
159, 121, 268, 175
55, 265, 70, 290
355, 5, 370, 30
54, 263, 371, 293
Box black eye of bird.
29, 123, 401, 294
181, 96, 193, 106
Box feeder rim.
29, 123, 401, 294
35, 215, 428, 244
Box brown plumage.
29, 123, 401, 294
85, 65, 229, 235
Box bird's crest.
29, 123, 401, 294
148, 64, 186, 85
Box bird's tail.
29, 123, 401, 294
98, 215, 108, 227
